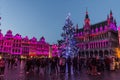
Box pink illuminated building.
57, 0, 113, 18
0, 30, 58, 58
37, 36, 49, 56
22, 36, 30, 56
75, 10, 118, 58
0, 30, 3, 54
12, 34, 22, 56
29, 37, 37, 56
51, 44, 58, 57
3, 30, 13, 57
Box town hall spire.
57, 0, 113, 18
110, 10, 113, 22
84, 9, 90, 26
84, 9, 91, 35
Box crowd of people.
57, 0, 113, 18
0, 55, 120, 76
24, 55, 120, 76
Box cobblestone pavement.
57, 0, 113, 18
1, 61, 120, 80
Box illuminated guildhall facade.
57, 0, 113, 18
75, 11, 119, 58
0, 30, 58, 58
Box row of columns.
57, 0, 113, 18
84, 41, 108, 49
88, 41, 108, 49
79, 41, 109, 50
79, 50, 111, 58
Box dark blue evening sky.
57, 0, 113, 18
0, 0, 120, 44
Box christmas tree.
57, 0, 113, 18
60, 13, 79, 58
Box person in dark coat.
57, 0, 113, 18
0, 58, 5, 75
73, 56, 78, 73
36, 59, 40, 73
25, 59, 32, 74
67, 56, 72, 74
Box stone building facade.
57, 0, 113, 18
75, 11, 118, 58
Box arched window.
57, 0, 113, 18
99, 42, 100, 48
104, 42, 106, 47
101, 42, 102, 48
106, 41, 108, 47
100, 26, 103, 31
92, 29, 94, 33
92, 43, 94, 48
96, 28, 98, 32
96, 42, 98, 48
98, 27, 100, 32
105, 25, 108, 30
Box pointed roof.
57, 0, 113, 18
24, 36, 29, 40
14, 33, 21, 39
110, 10, 113, 18
30, 37, 37, 42
7, 30, 12, 34
40, 36, 45, 42
84, 9, 90, 21
5, 30, 13, 38
114, 19, 117, 25
22, 36, 29, 42
85, 10, 89, 19
0, 30, 3, 38
110, 10, 112, 16
84, 10, 90, 26
109, 10, 114, 23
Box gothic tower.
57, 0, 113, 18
107, 10, 117, 31
107, 10, 114, 25
83, 10, 91, 50
84, 10, 91, 36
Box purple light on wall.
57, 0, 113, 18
96, 28, 98, 32
36, 36, 49, 56
12, 33, 22, 55
100, 26, 103, 31
51, 44, 58, 57
92, 29, 94, 33
0, 30, 52, 56
118, 26, 120, 30
105, 25, 108, 30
